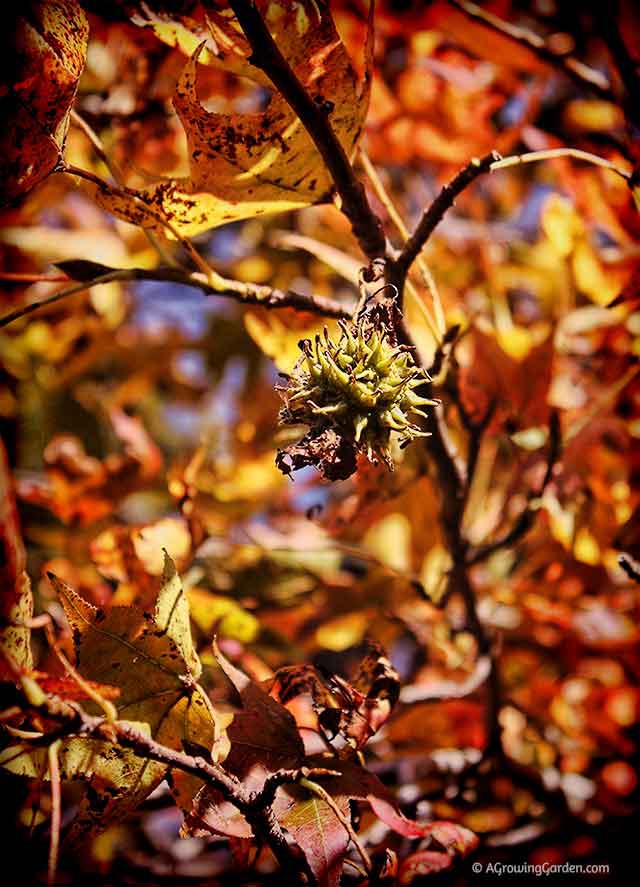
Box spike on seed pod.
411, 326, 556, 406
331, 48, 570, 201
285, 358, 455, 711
276, 318, 433, 479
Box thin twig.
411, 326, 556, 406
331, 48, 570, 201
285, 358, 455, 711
360, 149, 445, 336
0, 266, 351, 329
70, 110, 176, 266
491, 148, 630, 179
0, 272, 69, 283
62, 163, 215, 279
226, 0, 386, 259
47, 740, 61, 887
449, 0, 613, 99
392, 152, 499, 292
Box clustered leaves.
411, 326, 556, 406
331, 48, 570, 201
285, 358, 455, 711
277, 319, 435, 479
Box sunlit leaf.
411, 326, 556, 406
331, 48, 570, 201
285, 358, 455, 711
95, 1, 371, 236
0, 0, 88, 204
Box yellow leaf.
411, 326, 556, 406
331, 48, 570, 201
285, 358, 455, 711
541, 194, 583, 258
245, 312, 336, 373
188, 587, 260, 643
510, 427, 548, 451
420, 544, 453, 603
574, 527, 600, 565
96, 1, 371, 236
315, 611, 371, 651
572, 241, 621, 305
363, 513, 411, 573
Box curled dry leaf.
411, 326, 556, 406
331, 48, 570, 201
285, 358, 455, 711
272, 641, 401, 749
95, 0, 372, 236
0, 0, 88, 204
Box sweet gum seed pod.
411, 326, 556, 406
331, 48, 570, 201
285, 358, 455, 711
276, 318, 433, 477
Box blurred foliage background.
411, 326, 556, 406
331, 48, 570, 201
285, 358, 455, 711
1, 0, 639, 883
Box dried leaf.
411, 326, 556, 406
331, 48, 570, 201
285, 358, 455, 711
96, 0, 371, 236
41, 558, 228, 842
0, 0, 88, 204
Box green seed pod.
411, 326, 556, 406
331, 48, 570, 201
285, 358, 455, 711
277, 318, 434, 476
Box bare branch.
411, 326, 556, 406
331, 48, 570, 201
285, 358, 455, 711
0, 265, 351, 330
226, 0, 386, 260
392, 152, 499, 293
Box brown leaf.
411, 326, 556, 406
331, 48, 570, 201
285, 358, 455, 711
0, 0, 88, 204
213, 643, 304, 789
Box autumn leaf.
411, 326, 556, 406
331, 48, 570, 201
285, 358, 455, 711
182, 642, 304, 837
94, 0, 372, 236
27, 554, 230, 842
0, 0, 88, 205
0, 439, 32, 677
212, 642, 304, 789
272, 642, 400, 749
277, 788, 350, 887
17, 410, 162, 525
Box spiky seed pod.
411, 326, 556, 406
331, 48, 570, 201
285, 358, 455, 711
277, 320, 437, 477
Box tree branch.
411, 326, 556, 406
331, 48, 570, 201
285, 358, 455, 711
13, 684, 312, 884
392, 152, 499, 295
0, 265, 351, 330
226, 0, 386, 260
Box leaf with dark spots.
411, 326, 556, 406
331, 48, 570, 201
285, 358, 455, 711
37, 558, 229, 843
96, 0, 372, 236
0, 0, 88, 204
